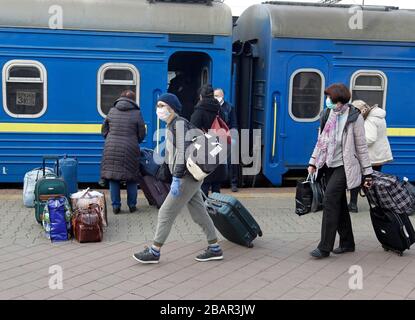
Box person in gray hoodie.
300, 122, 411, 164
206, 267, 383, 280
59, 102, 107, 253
348, 100, 393, 212
308, 84, 373, 259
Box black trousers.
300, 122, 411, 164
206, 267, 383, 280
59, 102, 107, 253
349, 165, 383, 205
318, 166, 355, 252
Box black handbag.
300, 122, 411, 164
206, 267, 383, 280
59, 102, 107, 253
295, 174, 325, 216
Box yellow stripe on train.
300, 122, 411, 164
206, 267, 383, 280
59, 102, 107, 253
0, 123, 102, 133
387, 128, 415, 137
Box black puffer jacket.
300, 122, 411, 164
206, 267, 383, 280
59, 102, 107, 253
101, 98, 146, 182
190, 97, 220, 132
190, 97, 228, 184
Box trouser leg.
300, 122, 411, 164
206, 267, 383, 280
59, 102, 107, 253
109, 180, 121, 208
338, 191, 355, 249
230, 164, 239, 186
126, 181, 138, 207
153, 175, 203, 247
318, 166, 349, 252
186, 189, 218, 244
349, 187, 360, 206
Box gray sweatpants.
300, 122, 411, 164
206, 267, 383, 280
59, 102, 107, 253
153, 174, 218, 247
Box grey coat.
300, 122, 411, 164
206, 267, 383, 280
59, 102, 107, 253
309, 105, 373, 190
101, 98, 146, 182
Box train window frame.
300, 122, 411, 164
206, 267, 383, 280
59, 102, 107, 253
288, 68, 325, 122
2, 60, 47, 118
350, 70, 387, 109
97, 63, 140, 118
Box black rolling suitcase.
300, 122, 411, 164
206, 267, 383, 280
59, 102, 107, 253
364, 188, 415, 256
204, 192, 263, 248
138, 174, 170, 209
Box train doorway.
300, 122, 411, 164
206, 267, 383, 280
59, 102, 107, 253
168, 52, 212, 120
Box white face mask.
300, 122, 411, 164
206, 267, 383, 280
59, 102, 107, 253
215, 96, 224, 104
156, 106, 171, 122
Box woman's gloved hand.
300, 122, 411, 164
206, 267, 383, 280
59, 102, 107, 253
171, 177, 182, 198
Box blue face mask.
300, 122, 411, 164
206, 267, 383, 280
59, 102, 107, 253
326, 97, 336, 109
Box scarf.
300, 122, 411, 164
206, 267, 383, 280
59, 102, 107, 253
314, 104, 349, 169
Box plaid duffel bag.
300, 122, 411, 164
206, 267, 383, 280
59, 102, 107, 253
367, 171, 415, 215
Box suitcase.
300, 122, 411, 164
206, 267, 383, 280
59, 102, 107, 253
57, 155, 78, 195
365, 188, 415, 256
34, 157, 69, 224
138, 174, 170, 209
204, 192, 263, 248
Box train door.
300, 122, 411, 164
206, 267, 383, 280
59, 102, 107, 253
284, 55, 329, 166
167, 52, 212, 120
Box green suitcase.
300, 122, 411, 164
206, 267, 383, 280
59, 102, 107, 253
34, 157, 68, 224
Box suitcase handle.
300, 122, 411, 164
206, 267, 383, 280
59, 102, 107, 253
43, 156, 60, 177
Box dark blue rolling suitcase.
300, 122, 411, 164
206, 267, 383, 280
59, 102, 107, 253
57, 155, 78, 195
204, 192, 262, 248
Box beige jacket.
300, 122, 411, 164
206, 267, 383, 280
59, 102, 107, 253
309, 105, 373, 190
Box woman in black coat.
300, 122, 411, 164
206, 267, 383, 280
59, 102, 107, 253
190, 85, 228, 195
101, 90, 146, 214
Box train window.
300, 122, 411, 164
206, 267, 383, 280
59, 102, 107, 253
289, 69, 324, 122
98, 63, 139, 117
351, 71, 387, 109
2, 60, 47, 118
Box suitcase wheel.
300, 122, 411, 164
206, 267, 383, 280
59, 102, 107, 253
382, 246, 389, 252
248, 242, 254, 248
258, 230, 263, 237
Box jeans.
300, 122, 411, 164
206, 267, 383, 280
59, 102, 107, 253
318, 166, 355, 252
229, 163, 239, 187
109, 180, 137, 208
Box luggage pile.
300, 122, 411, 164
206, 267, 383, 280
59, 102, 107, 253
138, 148, 170, 209
363, 171, 415, 255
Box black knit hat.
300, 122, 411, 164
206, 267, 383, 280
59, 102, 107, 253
157, 93, 182, 114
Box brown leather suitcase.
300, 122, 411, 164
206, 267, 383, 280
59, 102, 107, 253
72, 204, 103, 243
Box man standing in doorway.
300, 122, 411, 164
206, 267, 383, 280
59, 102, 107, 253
214, 88, 239, 192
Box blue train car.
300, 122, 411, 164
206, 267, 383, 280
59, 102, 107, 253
233, 2, 415, 186
0, 0, 233, 183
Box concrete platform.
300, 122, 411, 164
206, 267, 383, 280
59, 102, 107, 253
1, 188, 415, 300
